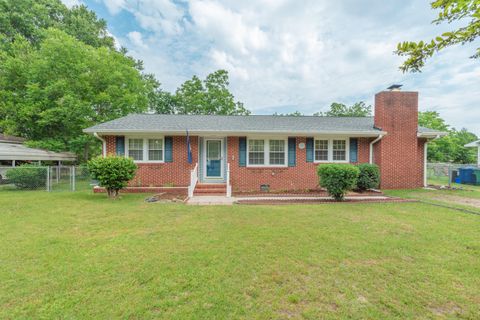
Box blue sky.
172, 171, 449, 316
63, 0, 480, 135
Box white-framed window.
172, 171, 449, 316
314, 138, 349, 162
332, 139, 346, 161
148, 139, 163, 161
314, 139, 328, 161
126, 137, 164, 162
247, 138, 287, 166
128, 138, 144, 161
248, 139, 265, 165
269, 140, 286, 165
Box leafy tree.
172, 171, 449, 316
418, 111, 478, 163
88, 156, 137, 199
273, 111, 304, 116
315, 102, 372, 117
396, 0, 480, 72
418, 111, 450, 131
152, 70, 250, 115
0, 29, 151, 160
0, 0, 114, 49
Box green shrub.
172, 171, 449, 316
317, 164, 359, 201
87, 156, 137, 198
356, 163, 380, 191
6, 165, 47, 189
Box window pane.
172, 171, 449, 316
148, 139, 163, 161
269, 140, 285, 165
332, 140, 346, 161
248, 140, 264, 152
207, 140, 221, 159
148, 150, 162, 161
249, 152, 264, 165
148, 139, 163, 150
269, 140, 285, 152
128, 139, 143, 160
269, 152, 285, 165
314, 139, 328, 161
248, 140, 265, 165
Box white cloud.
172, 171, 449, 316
127, 31, 147, 48
94, 0, 480, 134
61, 0, 82, 7
103, 0, 126, 15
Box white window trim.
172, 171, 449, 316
125, 137, 165, 163
314, 137, 350, 163
246, 137, 288, 167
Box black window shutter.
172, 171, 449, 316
349, 138, 358, 163
288, 137, 296, 167
165, 137, 173, 162
115, 136, 125, 156
306, 137, 314, 162
239, 137, 246, 167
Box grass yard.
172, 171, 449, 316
1, 190, 479, 319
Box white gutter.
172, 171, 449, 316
369, 134, 384, 164
93, 132, 107, 157
84, 129, 387, 137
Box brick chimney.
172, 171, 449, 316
373, 89, 424, 189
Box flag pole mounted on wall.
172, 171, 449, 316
186, 129, 192, 164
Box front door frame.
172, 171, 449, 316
203, 138, 224, 180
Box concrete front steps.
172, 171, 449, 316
193, 183, 227, 196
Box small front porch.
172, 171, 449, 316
188, 136, 231, 197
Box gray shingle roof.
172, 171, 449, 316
84, 114, 442, 136
417, 126, 445, 134
84, 114, 382, 134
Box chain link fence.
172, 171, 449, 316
427, 163, 479, 186
0, 165, 95, 192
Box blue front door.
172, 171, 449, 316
206, 139, 222, 177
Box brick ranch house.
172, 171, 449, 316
84, 89, 445, 196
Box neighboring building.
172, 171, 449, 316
464, 140, 480, 166
84, 89, 446, 195
0, 134, 77, 180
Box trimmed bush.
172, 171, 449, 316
356, 163, 380, 191
317, 164, 359, 201
87, 156, 137, 199
6, 165, 47, 189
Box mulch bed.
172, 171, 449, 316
235, 197, 415, 205
233, 189, 383, 198
145, 192, 188, 203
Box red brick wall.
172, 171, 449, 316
227, 136, 372, 193
105, 136, 115, 155
102, 135, 372, 192
374, 91, 424, 189
101, 135, 198, 187
97, 91, 428, 191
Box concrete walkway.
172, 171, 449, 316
187, 195, 390, 205
187, 196, 236, 205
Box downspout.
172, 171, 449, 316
93, 132, 107, 157
369, 134, 384, 164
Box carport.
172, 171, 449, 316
0, 134, 76, 180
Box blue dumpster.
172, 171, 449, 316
458, 167, 475, 184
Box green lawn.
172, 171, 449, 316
1, 191, 479, 319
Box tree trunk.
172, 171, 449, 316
107, 188, 120, 199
